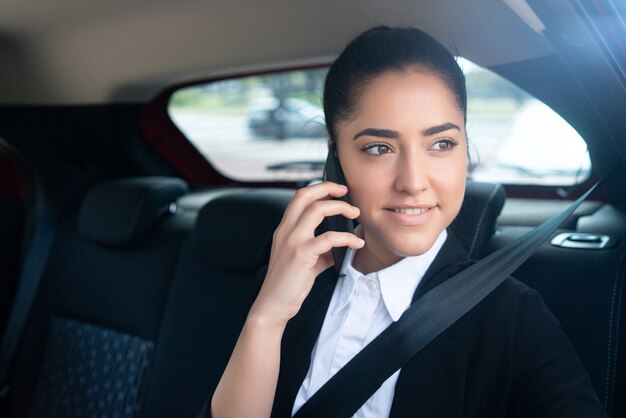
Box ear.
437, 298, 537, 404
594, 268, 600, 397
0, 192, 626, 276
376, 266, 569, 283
327, 139, 334, 150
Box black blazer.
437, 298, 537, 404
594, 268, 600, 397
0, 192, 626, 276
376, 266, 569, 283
202, 234, 607, 418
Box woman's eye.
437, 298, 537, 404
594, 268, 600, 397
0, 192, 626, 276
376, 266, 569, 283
431, 138, 459, 151
362, 144, 393, 155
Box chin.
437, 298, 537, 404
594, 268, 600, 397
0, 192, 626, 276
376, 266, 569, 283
383, 234, 442, 258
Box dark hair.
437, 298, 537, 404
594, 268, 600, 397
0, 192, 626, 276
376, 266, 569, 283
323, 26, 467, 141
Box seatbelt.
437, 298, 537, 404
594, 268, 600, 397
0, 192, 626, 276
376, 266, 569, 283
0, 137, 56, 402
293, 161, 623, 418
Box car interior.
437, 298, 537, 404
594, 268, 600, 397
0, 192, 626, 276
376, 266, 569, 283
0, 0, 625, 417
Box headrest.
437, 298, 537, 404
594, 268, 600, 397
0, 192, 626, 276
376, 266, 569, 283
450, 181, 506, 259
78, 177, 188, 246
192, 189, 294, 274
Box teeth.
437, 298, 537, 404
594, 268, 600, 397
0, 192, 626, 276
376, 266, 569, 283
393, 207, 430, 215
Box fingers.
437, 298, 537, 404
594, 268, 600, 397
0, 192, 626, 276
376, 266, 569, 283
255, 182, 365, 325
293, 200, 360, 240
279, 181, 350, 231
306, 231, 365, 260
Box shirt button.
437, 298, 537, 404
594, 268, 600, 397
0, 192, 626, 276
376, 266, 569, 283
368, 280, 378, 291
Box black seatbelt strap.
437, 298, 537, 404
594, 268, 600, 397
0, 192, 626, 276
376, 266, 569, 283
293, 161, 623, 418
0, 137, 56, 402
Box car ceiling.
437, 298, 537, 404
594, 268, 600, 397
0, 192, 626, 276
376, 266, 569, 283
0, 0, 554, 105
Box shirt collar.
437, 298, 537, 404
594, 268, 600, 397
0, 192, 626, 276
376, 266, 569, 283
331, 246, 360, 316
332, 229, 448, 321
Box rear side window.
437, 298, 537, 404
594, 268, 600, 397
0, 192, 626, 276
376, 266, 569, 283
168, 61, 591, 185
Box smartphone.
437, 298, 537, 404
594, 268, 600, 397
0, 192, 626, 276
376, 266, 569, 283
322, 142, 355, 272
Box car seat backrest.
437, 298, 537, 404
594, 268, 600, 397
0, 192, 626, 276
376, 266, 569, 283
191, 188, 293, 274
449, 180, 506, 260
8, 177, 191, 418
141, 188, 295, 418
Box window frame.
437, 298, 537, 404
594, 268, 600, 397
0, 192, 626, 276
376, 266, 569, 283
140, 62, 605, 202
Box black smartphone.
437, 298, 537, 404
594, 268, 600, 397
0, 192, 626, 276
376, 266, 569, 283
322, 142, 356, 272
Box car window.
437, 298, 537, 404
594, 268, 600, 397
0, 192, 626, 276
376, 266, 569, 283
168, 61, 591, 185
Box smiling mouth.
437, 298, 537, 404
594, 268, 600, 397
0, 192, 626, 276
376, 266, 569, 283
388, 207, 433, 215
392, 208, 430, 215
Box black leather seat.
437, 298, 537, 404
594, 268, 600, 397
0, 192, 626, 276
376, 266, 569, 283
450, 180, 506, 260
141, 188, 294, 418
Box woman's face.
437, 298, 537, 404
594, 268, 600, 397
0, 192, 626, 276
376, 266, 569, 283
336, 69, 467, 273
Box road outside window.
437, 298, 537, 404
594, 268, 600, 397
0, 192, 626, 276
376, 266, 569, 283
168, 61, 591, 185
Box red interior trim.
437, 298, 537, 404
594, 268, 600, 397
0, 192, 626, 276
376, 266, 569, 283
139, 92, 227, 188
0, 154, 23, 200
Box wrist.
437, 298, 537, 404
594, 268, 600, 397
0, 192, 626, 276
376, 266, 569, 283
246, 306, 289, 332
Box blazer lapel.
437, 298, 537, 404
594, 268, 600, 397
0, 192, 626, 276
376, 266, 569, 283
390, 232, 472, 417
271, 267, 338, 418
411, 233, 471, 303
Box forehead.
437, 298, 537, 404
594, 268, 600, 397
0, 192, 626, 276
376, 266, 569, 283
346, 69, 464, 127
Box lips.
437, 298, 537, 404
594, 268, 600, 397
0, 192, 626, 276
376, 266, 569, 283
391, 207, 431, 215
384, 205, 436, 225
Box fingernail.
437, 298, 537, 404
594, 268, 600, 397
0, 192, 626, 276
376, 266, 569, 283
359, 239, 365, 245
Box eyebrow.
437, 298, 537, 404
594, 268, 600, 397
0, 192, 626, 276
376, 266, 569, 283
353, 128, 399, 141
353, 122, 461, 141
422, 122, 461, 136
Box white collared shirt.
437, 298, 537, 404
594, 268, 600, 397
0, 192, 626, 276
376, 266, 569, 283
292, 229, 448, 417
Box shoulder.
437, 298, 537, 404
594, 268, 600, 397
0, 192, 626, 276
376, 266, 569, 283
459, 275, 545, 331
464, 259, 533, 305
494, 275, 533, 297
492, 276, 553, 324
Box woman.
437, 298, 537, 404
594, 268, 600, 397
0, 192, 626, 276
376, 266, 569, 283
205, 26, 606, 417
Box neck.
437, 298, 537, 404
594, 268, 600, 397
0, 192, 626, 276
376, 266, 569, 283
351, 236, 403, 275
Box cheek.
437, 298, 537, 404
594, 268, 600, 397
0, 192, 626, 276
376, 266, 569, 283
346, 171, 383, 210
342, 154, 374, 204
344, 160, 392, 211
432, 156, 467, 212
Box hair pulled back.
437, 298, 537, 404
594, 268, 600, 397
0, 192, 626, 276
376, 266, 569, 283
323, 26, 467, 141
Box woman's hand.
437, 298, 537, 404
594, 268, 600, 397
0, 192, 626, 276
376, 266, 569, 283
248, 181, 364, 329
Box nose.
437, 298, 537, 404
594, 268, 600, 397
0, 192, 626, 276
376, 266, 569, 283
393, 151, 429, 194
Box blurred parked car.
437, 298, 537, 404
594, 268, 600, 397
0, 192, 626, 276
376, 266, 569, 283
248, 97, 327, 139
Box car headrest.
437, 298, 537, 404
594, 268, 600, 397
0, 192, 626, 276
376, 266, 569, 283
450, 181, 506, 259
192, 189, 294, 274
78, 177, 188, 246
